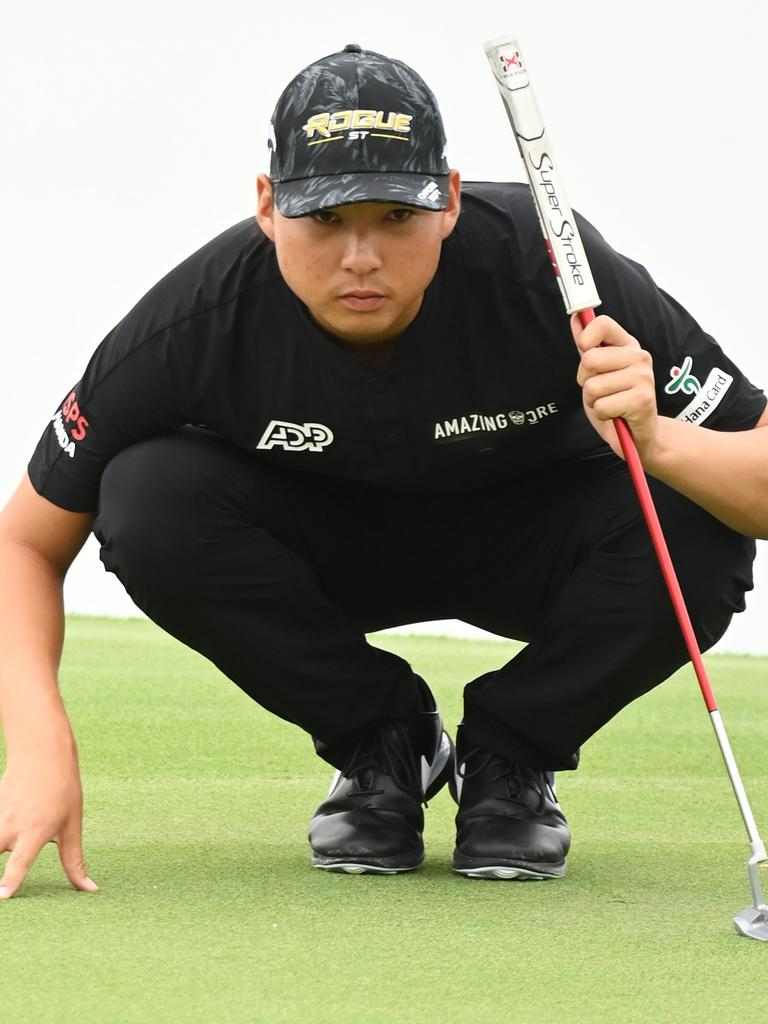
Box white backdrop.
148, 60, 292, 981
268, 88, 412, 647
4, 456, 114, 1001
2, 0, 767, 651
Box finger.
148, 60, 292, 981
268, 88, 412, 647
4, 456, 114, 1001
582, 371, 635, 408
590, 387, 656, 423
0, 833, 47, 899
582, 366, 654, 406
57, 818, 99, 893
571, 313, 638, 353
570, 312, 586, 348
578, 347, 650, 387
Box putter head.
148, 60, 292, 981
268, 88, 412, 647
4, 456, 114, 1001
733, 846, 768, 940
733, 905, 768, 942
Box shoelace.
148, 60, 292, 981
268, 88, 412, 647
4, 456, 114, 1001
342, 721, 421, 800
458, 748, 550, 813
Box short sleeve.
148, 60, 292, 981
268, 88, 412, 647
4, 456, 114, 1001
575, 212, 767, 431
25, 219, 269, 513
27, 322, 192, 513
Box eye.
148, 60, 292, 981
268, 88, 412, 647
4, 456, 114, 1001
387, 208, 415, 222
310, 210, 340, 225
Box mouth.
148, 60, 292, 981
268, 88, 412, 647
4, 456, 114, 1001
338, 290, 386, 312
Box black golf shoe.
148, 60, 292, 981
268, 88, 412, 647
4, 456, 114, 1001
452, 728, 570, 880
309, 699, 455, 874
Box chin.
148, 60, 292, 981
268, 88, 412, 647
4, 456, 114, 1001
324, 311, 396, 342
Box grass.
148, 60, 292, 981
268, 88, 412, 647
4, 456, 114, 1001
1, 615, 767, 1023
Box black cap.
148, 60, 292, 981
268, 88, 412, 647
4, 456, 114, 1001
268, 45, 450, 218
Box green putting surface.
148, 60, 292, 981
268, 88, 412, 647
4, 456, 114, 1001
1, 616, 766, 1023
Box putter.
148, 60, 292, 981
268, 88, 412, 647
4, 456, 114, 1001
483, 33, 768, 941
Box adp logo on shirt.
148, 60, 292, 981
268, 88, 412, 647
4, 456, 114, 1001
257, 419, 334, 453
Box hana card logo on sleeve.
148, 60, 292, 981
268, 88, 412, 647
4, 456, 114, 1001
665, 357, 733, 424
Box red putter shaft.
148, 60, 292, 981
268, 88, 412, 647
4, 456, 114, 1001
577, 307, 718, 713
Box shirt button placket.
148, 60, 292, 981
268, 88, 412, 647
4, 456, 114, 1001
365, 376, 406, 469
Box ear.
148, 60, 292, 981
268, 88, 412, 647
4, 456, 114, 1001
440, 168, 462, 240
256, 173, 276, 241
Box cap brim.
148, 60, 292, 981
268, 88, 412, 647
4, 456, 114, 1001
273, 173, 450, 218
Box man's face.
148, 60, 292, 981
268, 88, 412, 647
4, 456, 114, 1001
256, 170, 461, 347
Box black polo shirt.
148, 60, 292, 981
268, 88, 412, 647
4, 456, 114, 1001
28, 181, 766, 512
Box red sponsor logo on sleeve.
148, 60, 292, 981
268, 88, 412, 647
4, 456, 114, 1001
51, 390, 91, 458
62, 391, 90, 442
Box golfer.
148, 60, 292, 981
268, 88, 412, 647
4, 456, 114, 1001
1, 44, 766, 897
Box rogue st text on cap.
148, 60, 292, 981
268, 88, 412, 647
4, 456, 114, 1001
268, 43, 451, 218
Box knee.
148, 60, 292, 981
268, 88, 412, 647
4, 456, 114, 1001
94, 431, 238, 583
647, 526, 755, 655
683, 550, 754, 653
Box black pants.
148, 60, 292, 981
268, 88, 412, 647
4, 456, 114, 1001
94, 428, 755, 771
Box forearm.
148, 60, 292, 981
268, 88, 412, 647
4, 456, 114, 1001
0, 539, 73, 756
644, 417, 768, 538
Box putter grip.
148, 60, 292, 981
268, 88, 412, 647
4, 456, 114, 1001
483, 36, 600, 314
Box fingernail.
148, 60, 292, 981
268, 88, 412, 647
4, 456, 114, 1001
84, 877, 99, 892
0, 886, 10, 899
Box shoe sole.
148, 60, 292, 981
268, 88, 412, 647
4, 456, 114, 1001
311, 858, 422, 875
310, 731, 456, 875
452, 854, 566, 880
312, 842, 424, 873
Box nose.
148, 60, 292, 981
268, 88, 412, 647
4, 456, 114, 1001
339, 226, 384, 276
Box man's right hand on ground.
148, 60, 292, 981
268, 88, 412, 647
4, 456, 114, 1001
0, 736, 98, 900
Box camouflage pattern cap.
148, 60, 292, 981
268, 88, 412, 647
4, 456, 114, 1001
268, 43, 450, 217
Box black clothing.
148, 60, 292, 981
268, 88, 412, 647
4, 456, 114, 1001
28, 181, 764, 769
94, 428, 753, 771
28, 181, 765, 512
